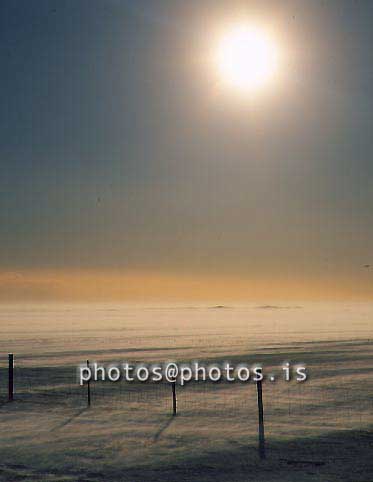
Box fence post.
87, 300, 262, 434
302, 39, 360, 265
171, 381, 177, 416
256, 379, 266, 459
8, 353, 14, 402
87, 360, 91, 407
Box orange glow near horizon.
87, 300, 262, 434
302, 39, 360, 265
0, 269, 372, 302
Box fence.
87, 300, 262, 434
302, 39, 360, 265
1, 353, 373, 460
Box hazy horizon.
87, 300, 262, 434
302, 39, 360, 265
0, 268, 372, 302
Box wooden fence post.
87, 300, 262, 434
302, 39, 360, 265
87, 360, 91, 407
172, 381, 177, 416
8, 353, 14, 402
256, 379, 266, 459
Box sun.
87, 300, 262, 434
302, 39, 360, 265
216, 25, 278, 92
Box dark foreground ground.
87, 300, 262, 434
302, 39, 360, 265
1, 428, 373, 481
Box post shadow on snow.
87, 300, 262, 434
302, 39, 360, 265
152, 415, 176, 443
101, 428, 373, 482
1, 429, 372, 482
50, 406, 89, 432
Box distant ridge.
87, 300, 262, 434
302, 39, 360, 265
256, 305, 303, 310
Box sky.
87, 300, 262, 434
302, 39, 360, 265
1, 0, 373, 301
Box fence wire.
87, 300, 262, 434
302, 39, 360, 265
1, 357, 373, 439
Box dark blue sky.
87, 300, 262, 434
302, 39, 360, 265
1, 0, 373, 298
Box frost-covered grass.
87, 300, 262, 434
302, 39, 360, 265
0, 302, 373, 481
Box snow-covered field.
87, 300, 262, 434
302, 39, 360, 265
1, 302, 373, 481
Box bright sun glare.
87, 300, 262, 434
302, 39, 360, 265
216, 25, 278, 92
